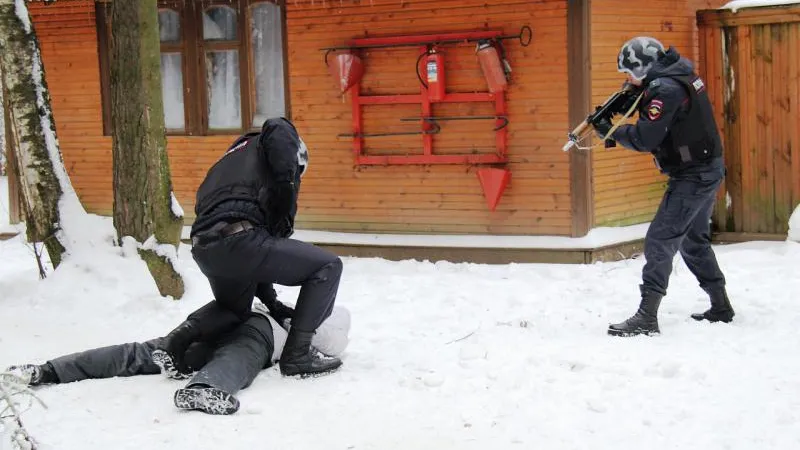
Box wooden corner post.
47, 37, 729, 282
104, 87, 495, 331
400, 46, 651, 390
567, 0, 593, 237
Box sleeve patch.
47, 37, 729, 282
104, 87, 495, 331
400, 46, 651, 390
646, 99, 664, 120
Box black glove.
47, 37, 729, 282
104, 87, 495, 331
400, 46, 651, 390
255, 284, 295, 325
593, 117, 613, 138
269, 300, 295, 326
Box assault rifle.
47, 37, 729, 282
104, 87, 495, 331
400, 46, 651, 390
562, 84, 642, 152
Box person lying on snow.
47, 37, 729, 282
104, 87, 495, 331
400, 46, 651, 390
5, 288, 350, 416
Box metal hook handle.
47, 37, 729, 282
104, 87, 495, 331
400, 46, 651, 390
493, 116, 510, 131
518, 25, 532, 47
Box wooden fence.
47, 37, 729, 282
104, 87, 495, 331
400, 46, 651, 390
698, 4, 800, 237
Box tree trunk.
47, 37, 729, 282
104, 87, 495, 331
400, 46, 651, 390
0, 0, 73, 267
110, 0, 184, 299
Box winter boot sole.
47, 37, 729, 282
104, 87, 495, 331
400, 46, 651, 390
151, 350, 191, 380
174, 387, 239, 415
690, 311, 734, 323
607, 326, 660, 337
279, 360, 343, 379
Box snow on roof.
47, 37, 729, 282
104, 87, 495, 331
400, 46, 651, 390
722, 0, 800, 13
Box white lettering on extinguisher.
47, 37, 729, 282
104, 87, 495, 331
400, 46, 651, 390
427, 61, 438, 83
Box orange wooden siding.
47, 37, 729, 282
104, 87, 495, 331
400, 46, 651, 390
31, 0, 573, 235
286, 0, 572, 235
590, 0, 727, 226
699, 5, 800, 235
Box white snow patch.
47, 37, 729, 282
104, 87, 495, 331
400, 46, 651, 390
170, 191, 184, 218
788, 204, 800, 242
181, 223, 652, 250
722, 0, 800, 12
13, 0, 31, 34
137, 234, 185, 288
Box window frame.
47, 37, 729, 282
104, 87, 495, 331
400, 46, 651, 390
157, 3, 192, 134
95, 0, 288, 137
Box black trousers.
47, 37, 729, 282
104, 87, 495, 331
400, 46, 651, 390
191, 228, 342, 335
642, 160, 727, 296
48, 315, 274, 396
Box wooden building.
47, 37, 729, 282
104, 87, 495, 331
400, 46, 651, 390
7, 0, 729, 259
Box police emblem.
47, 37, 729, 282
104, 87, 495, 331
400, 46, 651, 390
647, 99, 664, 120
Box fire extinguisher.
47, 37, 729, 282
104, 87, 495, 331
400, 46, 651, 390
416, 47, 446, 102
476, 39, 509, 94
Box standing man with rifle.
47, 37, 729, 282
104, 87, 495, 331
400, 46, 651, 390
591, 36, 735, 336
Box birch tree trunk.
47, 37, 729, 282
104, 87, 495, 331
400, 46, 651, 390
110, 0, 185, 299
0, 0, 71, 268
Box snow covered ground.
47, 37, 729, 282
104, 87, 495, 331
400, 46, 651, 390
1, 179, 800, 449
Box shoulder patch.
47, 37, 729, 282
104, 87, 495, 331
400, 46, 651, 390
648, 78, 661, 88
691, 77, 706, 93
646, 99, 664, 121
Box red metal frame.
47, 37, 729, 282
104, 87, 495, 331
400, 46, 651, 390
344, 31, 509, 166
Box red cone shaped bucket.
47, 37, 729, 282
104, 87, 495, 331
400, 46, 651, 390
477, 168, 511, 211
328, 52, 364, 94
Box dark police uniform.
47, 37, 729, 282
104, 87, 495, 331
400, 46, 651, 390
188, 118, 342, 339
610, 49, 727, 298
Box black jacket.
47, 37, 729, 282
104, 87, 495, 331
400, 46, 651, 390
612, 48, 723, 176
191, 118, 307, 238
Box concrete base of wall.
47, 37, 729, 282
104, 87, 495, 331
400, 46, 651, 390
2, 230, 787, 264
310, 239, 646, 264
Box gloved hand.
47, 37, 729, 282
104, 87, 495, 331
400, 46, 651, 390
593, 117, 613, 139
255, 284, 295, 324
269, 300, 295, 325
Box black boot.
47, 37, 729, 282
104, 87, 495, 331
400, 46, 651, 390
5, 362, 59, 386
608, 286, 663, 337
174, 384, 240, 415
691, 287, 735, 323
152, 320, 199, 380
279, 329, 342, 378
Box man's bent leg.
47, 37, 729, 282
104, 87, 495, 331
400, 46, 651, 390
252, 239, 343, 331
174, 316, 274, 415
248, 238, 344, 377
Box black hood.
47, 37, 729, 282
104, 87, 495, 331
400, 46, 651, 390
644, 47, 694, 83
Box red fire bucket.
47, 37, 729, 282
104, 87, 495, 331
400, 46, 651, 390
328, 52, 364, 94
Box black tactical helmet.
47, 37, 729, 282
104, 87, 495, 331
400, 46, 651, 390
617, 36, 666, 81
